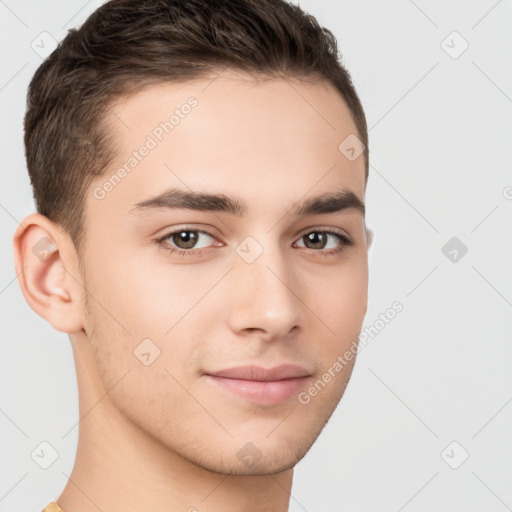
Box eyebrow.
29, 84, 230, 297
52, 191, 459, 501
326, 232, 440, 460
129, 187, 365, 217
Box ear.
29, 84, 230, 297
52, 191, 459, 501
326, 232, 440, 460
12, 213, 85, 334
365, 227, 374, 251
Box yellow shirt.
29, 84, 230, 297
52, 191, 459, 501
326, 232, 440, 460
41, 502, 64, 512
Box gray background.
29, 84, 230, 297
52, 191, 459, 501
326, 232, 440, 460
1, 0, 511, 510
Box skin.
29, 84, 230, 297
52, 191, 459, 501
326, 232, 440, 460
13, 69, 370, 512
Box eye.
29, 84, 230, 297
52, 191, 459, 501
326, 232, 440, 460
155, 228, 219, 255
154, 226, 354, 258
294, 229, 353, 254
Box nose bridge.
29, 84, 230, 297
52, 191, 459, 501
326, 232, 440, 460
227, 234, 303, 337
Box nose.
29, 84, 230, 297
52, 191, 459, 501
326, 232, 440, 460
226, 242, 304, 341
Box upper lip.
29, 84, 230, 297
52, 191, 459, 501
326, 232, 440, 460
206, 364, 312, 381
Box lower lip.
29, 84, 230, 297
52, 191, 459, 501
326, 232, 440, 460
205, 375, 310, 405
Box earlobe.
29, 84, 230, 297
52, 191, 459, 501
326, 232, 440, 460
12, 213, 85, 334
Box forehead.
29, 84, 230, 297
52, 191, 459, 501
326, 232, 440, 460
86, 70, 365, 225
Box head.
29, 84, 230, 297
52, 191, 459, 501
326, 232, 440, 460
15, 0, 371, 475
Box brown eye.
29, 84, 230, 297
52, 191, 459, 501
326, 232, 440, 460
156, 228, 217, 253
171, 230, 199, 249
302, 232, 328, 249
295, 230, 353, 254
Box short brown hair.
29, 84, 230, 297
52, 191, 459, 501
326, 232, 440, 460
24, 0, 369, 257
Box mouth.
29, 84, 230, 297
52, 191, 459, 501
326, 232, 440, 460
204, 364, 313, 406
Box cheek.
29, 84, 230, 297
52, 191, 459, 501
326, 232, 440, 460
122, 270, 223, 349
315, 255, 368, 307
98, 257, 221, 372
306, 257, 368, 348
83, 284, 200, 433
93, 250, 191, 334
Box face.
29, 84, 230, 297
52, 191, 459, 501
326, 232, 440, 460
79, 70, 369, 474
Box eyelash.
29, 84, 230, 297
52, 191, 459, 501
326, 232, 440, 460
154, 226, 354, 258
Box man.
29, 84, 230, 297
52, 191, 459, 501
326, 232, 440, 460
13, 0, 372, 510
